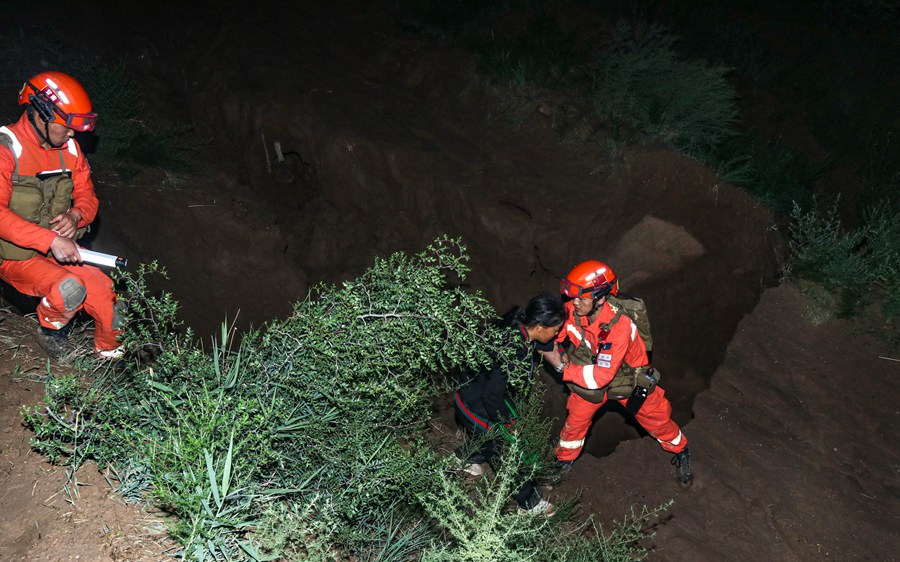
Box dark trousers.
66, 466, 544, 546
454, 410, 542, 510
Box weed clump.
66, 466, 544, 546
788, 198, 900, 334
73, 60, 191, 168
588, 22, 738, 159
23, 238, 668, 560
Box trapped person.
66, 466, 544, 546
0, 71, 123, 359
540, 260, 692, 487
454, 293, 566, 515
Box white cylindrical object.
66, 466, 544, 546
78, 249, 127, 268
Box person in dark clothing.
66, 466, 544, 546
454, 293, 565, 515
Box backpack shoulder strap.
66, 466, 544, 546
0, 127, 20, 180
608, 293, 653, 352
600, 297, 627, 332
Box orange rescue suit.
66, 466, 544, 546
554, 299, 687, 461
0, 112, 120, 352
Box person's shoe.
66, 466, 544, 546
36, 325, 70, 359
460, 461, 484, 476
451, 451, 484, 477
520, 498, 556, 516
542, 460, 574, 487
672, 446, 693, 488
95, 345, 125, 360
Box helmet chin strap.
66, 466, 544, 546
586, 296, 601, 318
587, 287, 612, 318
26, 106, 65, 148
573, 293, 603, 319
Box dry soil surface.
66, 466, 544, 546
2, 285, 898, 561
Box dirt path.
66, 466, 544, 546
0, 312, 174, 562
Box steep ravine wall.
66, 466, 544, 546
98, 86, 783, 454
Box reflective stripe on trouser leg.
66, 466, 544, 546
555, 391, 605, 461
624, 386, 687, 453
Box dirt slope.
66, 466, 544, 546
1, 2, 897, 560
549, 285, 900, 561
0, 312, 174, 562
2, 285, 898, 561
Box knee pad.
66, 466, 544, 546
58, 277, 86, 312
112, 300, 127, 330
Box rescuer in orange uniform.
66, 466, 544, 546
540, 260, 692, 487
0, 71, 123, 359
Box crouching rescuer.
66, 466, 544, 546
0, 71, 123, 359
540, 260, 692, 487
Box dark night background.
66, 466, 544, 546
0, 1, 898, 560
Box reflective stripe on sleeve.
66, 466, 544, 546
567, 324, 583, 342
567, 324, 593, 352
558, 438, 585, 449
582, 365, 599, 389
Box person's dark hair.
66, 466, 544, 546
513, 292, 565, 328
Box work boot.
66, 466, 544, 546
671, 447, 693, 488
36, 325, 71, 359
542, 460, 574, 487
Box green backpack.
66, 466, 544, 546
604, 293, 653, 353
564, 292, 656, 403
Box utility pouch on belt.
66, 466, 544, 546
567, 364, 660, 406
567, 382, 606, 403
625, 367, 659, 414
606, 365, 638, 400
565, 339, 607, 403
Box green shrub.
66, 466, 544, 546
23, 238, 506, 558
418, 436, 558, 562
21, 374, 86, 464
252, 496, 342, 561
864, 202, 900, 318
24, 237, 672, 559
476, 15, 578, 89
712, 132, 822, 214
563, 503, 674, 562
788, 198, 873, 315
589, 22, 738, 157
72, 60, 191, 167
420, 432, 668, 562
240, 237, 509, 525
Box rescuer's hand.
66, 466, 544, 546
49, 235, 83, 264
49, 210, 81, 239
538, 348, 566, 377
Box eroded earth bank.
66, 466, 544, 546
1, 2, 898, 561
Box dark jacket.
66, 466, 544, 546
457, 323, 539, 424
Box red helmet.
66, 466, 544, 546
560, 260, 618, 299
18, 71, 97, 132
